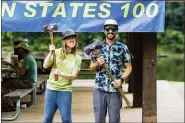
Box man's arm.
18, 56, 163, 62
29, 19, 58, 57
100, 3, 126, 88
89, 56, 104, 72
122, 62, 132, 79
112, 62, 132, 88
14, 65, 26, 76
89, 60, 99, 72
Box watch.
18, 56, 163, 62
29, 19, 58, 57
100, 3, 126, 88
121, 78, 124, 83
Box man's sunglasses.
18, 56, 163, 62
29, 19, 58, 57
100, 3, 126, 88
104, 27, 118, 32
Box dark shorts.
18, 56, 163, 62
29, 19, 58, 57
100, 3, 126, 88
2, 78, 32, 92
93, 89, 122, 123
1, 78, 33, 109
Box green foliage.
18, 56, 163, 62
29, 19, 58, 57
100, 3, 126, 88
157, 57, 184, 81
157, 29, 184, 54
1, 32, 126, 52
165, 3, 184, 32
156, 2, 184, 55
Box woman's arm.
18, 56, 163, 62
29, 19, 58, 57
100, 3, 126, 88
59, 69, 79, 80
43, 51, 52, 69
43, 45, 55, 69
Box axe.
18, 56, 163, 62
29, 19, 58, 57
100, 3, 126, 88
43, 23, 58, 81
84, 40, 132, 108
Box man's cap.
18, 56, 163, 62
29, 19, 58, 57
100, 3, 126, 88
62, 29, 76, 40
104, 19, 118, 27
15, 42, 30, 51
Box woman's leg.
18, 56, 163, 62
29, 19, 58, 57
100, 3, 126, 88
43, 89, 57, 123
57, 91, 72, 123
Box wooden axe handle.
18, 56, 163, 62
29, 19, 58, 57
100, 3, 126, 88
49, 32, 58, 81
94, 50, 132, 108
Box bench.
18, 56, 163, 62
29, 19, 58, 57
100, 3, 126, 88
1, 87, 36, 121
79, 69, 96, 75
36, 74, 49, 94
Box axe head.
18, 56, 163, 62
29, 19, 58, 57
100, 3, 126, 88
43, 23, 58, 32
84, 40, 103, 55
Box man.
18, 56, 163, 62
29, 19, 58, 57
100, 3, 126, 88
2, 41, 37, 110
90, 19, 132, 123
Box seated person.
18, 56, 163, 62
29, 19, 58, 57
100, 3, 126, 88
1, 42, 37, 111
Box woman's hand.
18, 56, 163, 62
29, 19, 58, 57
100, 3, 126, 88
49, 44, 55, 52
53, 69, 59, 76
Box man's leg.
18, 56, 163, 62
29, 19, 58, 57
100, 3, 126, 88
2, 79, 33, 111
14, 79, 32, 89
93, 89, 107, 123
2, 78, 31, 91
107, 92, 122, 123
1, 79, 17, 106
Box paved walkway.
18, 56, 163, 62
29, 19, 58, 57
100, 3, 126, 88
1, 80, 184, 122
157, 80, 184, 122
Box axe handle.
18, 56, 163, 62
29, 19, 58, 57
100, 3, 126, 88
94, 50, 132, 108
49, 32, 58, 81
52, 50, 58, 81
102, 64, 132, 108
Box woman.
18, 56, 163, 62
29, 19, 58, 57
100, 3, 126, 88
43, 29, 82, 123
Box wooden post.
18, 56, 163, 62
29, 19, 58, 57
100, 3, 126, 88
142, 33, 157, 122
127, 33, 143, 107
126, 34, 133, 93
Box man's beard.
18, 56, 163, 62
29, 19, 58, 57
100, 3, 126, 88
106, 33, 116, 40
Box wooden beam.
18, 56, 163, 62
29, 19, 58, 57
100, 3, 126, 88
127, 33, 143, 107
142, 33, 157, 123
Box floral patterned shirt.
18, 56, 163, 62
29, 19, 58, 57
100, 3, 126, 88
91, 40, 131, 92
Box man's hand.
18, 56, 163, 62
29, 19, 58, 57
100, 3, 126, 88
12, 55, 18, 66
112, 79, 122, 88
97, 56, 105, 66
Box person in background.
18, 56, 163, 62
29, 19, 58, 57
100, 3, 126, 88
1, 41, 37, 111
43, 29, 82, 123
